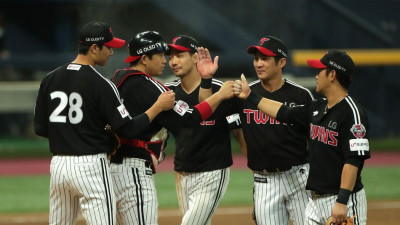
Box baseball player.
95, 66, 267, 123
33, 22, 174, 225
164, 35, 245, 225
204, 35, 314, 225
234, 50, 370, 225
109, 31, 236, 225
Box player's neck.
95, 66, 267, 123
72, 54, 95, 66
130, 65, 147, 75
325, 87, 348, 109
180, 69, 201, 94
260, 77, 284, 93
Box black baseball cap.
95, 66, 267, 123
307, 50, 355, 76
78, 21, 125, 48
167, 35, 198, 54
247, 36, 288, 58
124, 31, 169, 63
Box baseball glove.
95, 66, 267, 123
105, 124, 120, 158
326, 216, 354, 225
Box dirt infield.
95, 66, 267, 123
0, 201, 399, 225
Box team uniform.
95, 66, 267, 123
34, 63, 148, 225
237, 79, 314, 225
276, 95, 370, 225
110, 69, 213, 225
165, 78, 240, 225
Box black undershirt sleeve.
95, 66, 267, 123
345, 157, 364, 168
114, 113, 150, 139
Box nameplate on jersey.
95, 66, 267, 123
349, 138, 369, 155
173, 100, 189, 116
226, 113, 241, 125
117, 104, 130, 118
67, 64, 81, 71
254, 177, 268, 183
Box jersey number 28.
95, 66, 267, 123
49, 91, 83, 124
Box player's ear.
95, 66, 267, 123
193, 52, 198, 63
90, 44, 98, 54
140, 55, 148, 65
279, 58, 287, 68
329, 69, 337, 81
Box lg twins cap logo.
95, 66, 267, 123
350, 124, 366, 138
172, 37, 181, 44
259, 38, 269, 46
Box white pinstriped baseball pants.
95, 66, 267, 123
49, 153, 115, 225
252, 163, 310, 225
175, 167, 230, 225
304, 188, 367, 225
111, 158, 158, 225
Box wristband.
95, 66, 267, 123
194, 101, 213, 121
200, 78, 212, 89
247, 91, 262, 106
336, 188, 351, 204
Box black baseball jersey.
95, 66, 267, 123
238, 79, 314, 171
110, 69, 208, 163
165, 78, 240, 172
277, 95, 371, 194
34, 63, 133, 155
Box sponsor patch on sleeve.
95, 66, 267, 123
226, 113, 241, 125
117, 104, 130, 118
173, 100, 189, 116
349, 138, 369, 155
67, 64, 81, 71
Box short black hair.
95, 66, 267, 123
78, 43, 104, 54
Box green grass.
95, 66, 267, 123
0, 167, 398, 213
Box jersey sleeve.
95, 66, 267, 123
340, 99, 370, 160
34, 78, 49, 138
99, 79, 132, 130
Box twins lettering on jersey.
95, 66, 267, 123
309, 123, 338, 146
243, 109, 282, 125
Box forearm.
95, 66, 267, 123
340, 164, 358, 191
145, 103, 163, 123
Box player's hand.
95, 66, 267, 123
155, 91, 175, 111
196, 47, 219, 79
234, 74, 251, 99
217, 81, 235, 100
330, 202, 348, 225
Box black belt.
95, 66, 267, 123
263, 166, 292, 173
311, 191, 333, 199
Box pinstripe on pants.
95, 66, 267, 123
49, 154, 115, 225
111, 158, 158, 225
175, 168, 230, 225
304, 189, 367, 225
253, 163, 310, 225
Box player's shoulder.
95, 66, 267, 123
343, 95, 367, 116
248, 79, 260, 88
285, 79, 315, 100
165, 79, 181, 90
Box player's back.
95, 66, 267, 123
36, 63, 122, 155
